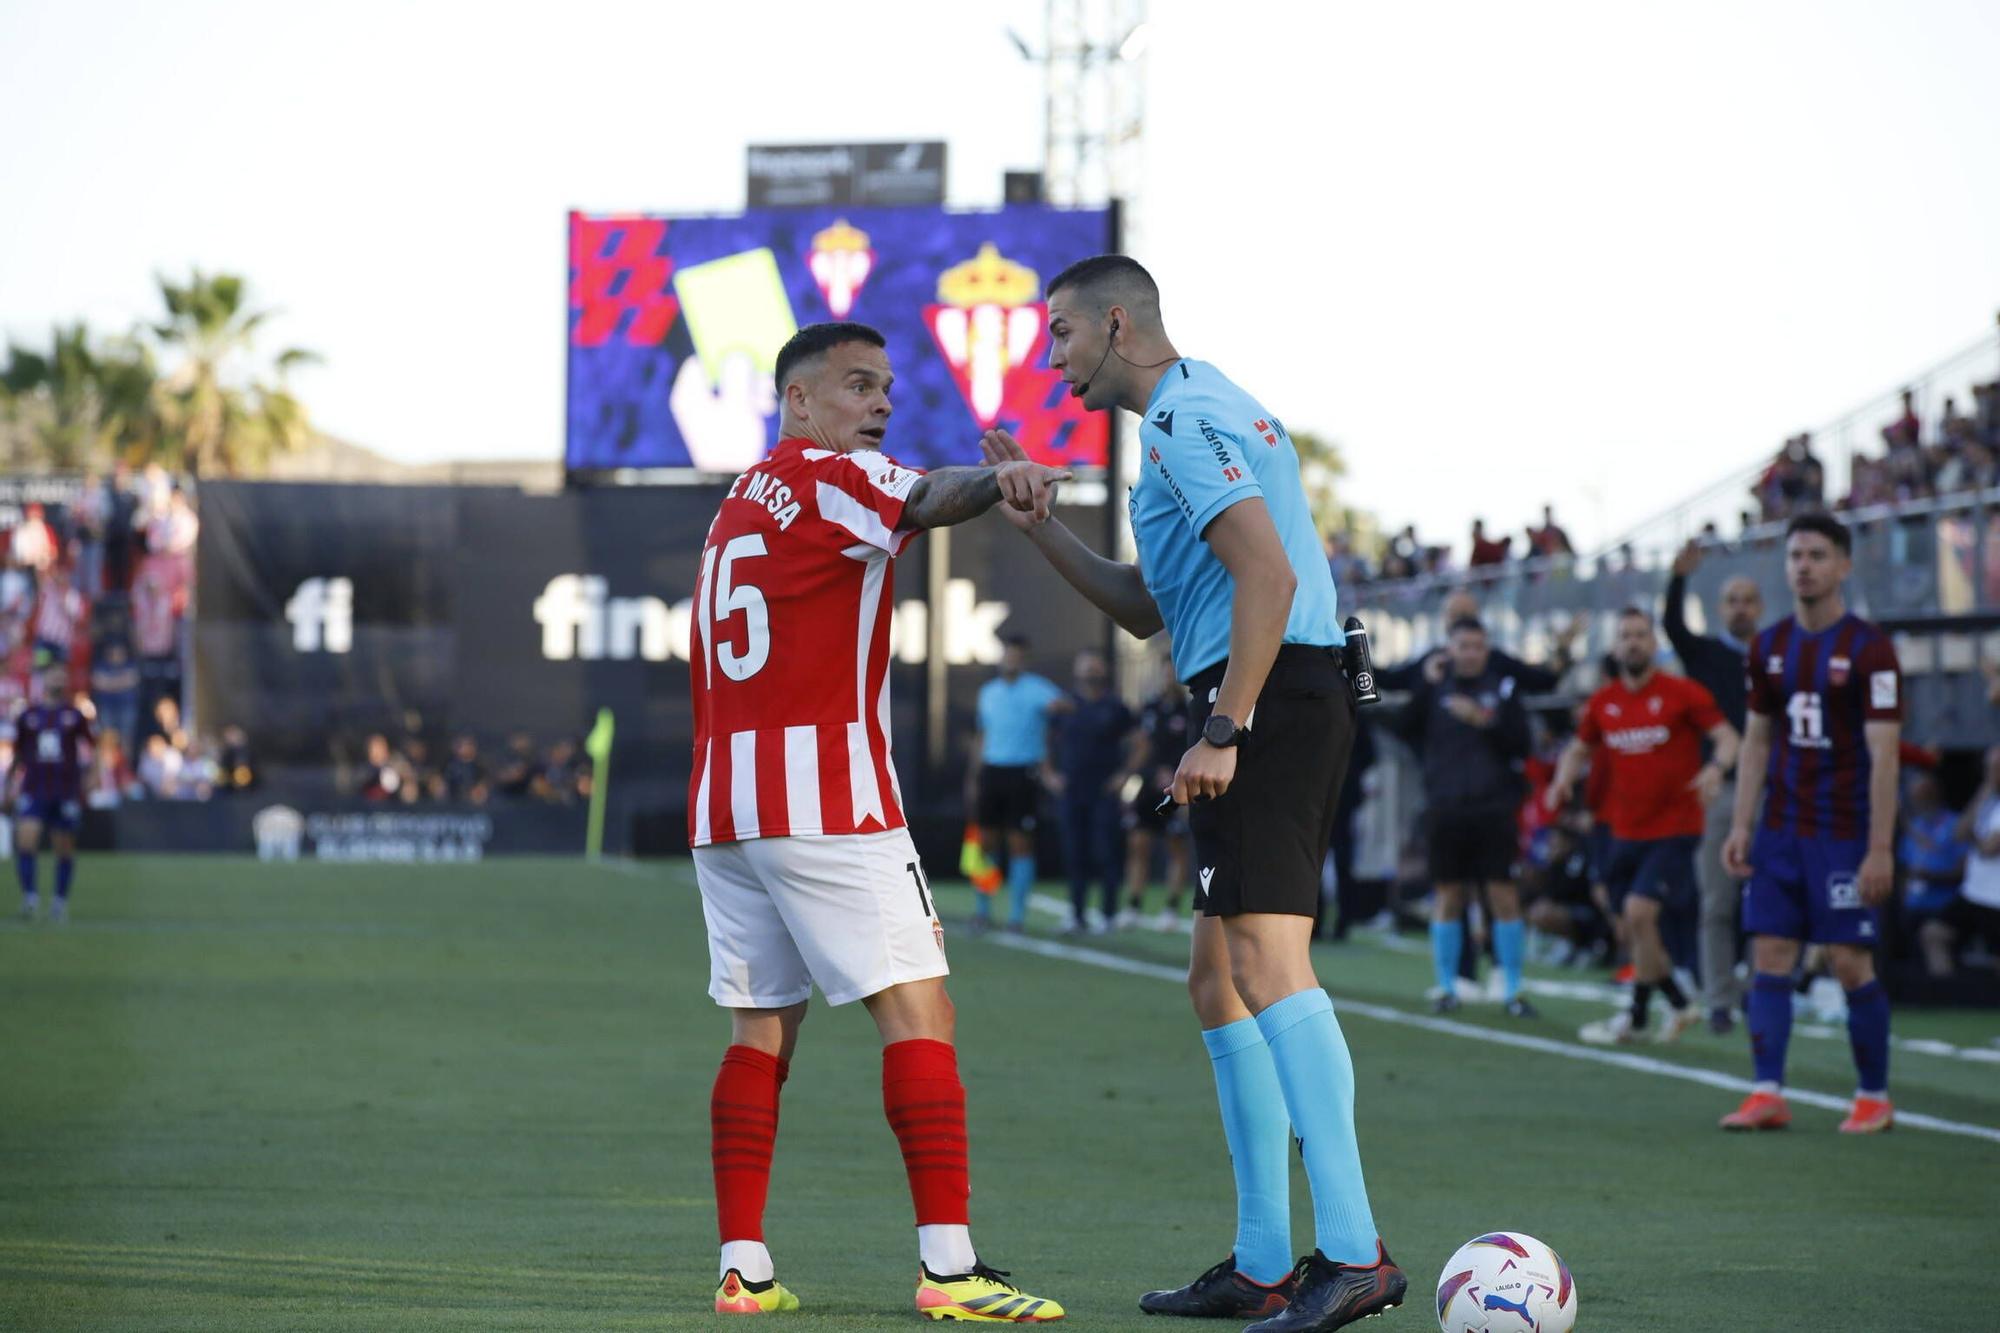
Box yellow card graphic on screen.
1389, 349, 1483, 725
672, 248, 799, 384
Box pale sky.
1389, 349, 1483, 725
4, 0, 1998, 555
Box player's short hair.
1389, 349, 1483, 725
774, 321, 886, 396
1044, 254, 1160, 319
1447, 616, 1486, 637
1618, 605, 1652, 625
1785, 511, 1851, 555
1002, 633, 1031, 651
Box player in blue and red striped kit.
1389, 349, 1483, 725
10, 661, 95, 923
1721, 514, 1900, 1133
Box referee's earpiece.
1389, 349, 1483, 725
1070, 316, 1121, 400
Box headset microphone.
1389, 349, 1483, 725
1069, 317, 1119, 399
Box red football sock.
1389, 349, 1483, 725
711, 1045, 789, 1242
883, 1038, 971, 1226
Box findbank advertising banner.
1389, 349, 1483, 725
193, 482, 1114, 824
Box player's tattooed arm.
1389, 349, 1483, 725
904, 461, 1071, 528
902, 466, 1004, 529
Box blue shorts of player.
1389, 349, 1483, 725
18, 795, 82, 833
1604, 835, 1699, 909
1743, 828, 1878, 945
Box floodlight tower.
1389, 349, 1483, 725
1015, 0, 1151, 689
1035, 0, 1148, 228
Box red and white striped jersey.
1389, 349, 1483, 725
688, 438, 925, 846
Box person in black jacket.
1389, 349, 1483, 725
1378, 588, 1577, 696
1664, 539, 1765, 1032
1400, 617, 1536, 1017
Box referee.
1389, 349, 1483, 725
982, 255, 1403, 1332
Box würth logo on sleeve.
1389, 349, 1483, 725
1253, 418, 1278, 446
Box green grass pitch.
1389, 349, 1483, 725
2, 855, 1996, 1330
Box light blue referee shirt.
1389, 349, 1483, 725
1129, 360, 1344, 682
976, 672, 1065, 765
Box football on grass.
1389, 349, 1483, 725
1435, 1231, 1576, 1332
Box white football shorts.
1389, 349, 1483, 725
694, 827, 948, 1008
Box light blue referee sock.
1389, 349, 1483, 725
1200, 1018, 1293, 1286
1255, 989, 1380, 1266
1493, 919, 1526, 1003
1005, 855, 1035, 927
1429, 919, 1463, 997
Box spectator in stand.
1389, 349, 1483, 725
1942, 745, 2000, 969
142, 488, 199, 595
74, 472, 108, 596
494, 732, 538, 797
136, 731, 211, 799
1888, 387, 1921, 450
1756, 434, 1825, 520
0, 556, 32, 631
130, 561, 184, 731
213, 725, 255, 790
1975, 380, 2000, 444
359, 733, 413, 802
402, 738, 436, 804
29, 565, 87, 668
135, 464, 174, 530
442, 735, 489, 804
1663, 538, 1764, 1032
1526, 505, 1575, 560
102, 463, 140, 592
1467, 518, 1511, 568
87, 729, 139, 808
1900, 773, 1968, 978
1380, 524, 1422, 580
89, 638, 141, 753
536, 738, 586, 804
10, 503, 56, 574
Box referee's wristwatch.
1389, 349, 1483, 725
1202, 714, 1247, 748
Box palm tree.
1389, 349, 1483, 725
1291, 428, 1359, 537
0, 322, 161, 469
151, 270, 318, 475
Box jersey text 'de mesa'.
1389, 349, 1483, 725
688, 440, 923, 846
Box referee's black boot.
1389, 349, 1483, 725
1243, 1244, 1406, 1332
1138, 1255, 1295, 1318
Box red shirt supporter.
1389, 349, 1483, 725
131, 566, 182, 659
1576, 671, 1725, 840
687, 438, 923, 845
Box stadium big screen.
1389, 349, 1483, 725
565, 204, 1115, 474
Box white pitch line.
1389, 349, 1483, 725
1029, 892, 2000, 1069
985, 931, 2000, 1147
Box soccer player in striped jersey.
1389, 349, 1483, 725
1721, 513, 1901, 1134
10, 660, 93, 923
690, 322, 1070, 1321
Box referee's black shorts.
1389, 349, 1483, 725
976, 764, 1041, 832
1425, 805, 1519, 885
1185, 644, 1354, 919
